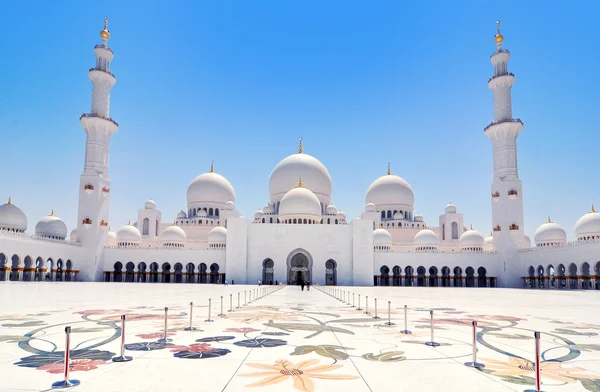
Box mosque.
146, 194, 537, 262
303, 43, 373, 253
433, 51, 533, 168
1, 20, 599, 290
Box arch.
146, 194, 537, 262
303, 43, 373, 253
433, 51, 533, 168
380, 265, 390, 286
162, 263, 171, 283
9, 254, 21, 281
453, 266, 462, 287
465, 267, 475, 287
404, 266, 414, 286
441, 266, 451, 287
22, 256, 33, 282
45, 258, 54, 281
0, 253, 6, 281
186, 263, 195, 283
325, 259, 337, 286
125, 262, 135, 282
199, 263, 208, 283
392, 265, 401, 286
262, 259, 274, 284
286, 249, 313, 285
262, 218, 265, 223
174, 263, 183, 283
442, 224, 446, 241
209, 263, 220, 284
113, 261, 123, 282
416, 266, 426, 287
155, 220, 159, 236
209, 207, 214, 216
65, 259, 73, 282
215, 208, 219, 217
537, 265, 545, 289
381, 211, 385, 219
137, 262, 147, 282
150, 262, 159, 283
142, 218, 150, 236
56, 259, 64, 281
477, 267, 487, 287
35, 256, 44, 281
581, 262, 591, 289
546, 264, 556, 288
451, 222, 458, 240
428, 266, 438, 287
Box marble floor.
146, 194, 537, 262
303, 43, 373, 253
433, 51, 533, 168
1, 283, 599, 392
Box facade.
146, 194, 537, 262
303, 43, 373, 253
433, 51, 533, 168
1, 21, 600, 289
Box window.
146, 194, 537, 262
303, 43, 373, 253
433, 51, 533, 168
142, 218, 150, 235
451, 222, 458, 240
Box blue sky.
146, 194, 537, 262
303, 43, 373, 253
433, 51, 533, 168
1, 0, 598, 239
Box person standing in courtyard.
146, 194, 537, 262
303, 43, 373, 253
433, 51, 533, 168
301, 281, 305, 291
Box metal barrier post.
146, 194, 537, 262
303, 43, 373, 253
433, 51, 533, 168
385, 301, 394, 325
51, 326, 81, 388
364, 296, 370, 314
425, 310, 440, 346
184, 302, 196, 331
524, 332, 544, 392
112, 315, 133, 362
464, 321, 485, 368
372, 298, 380, 319
205, 298, 214, 322
158, 307, 172, 342
218, 296, 225, 317
400, 305, 411, 334
357, 294, 362, 310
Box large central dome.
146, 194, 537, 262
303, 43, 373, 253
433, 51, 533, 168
365, 165, 414, 209
187, 163, 235, 206
269, 141, 332, 206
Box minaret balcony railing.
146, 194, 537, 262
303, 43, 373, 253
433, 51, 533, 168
493, 225, 502, 232
94, 44, 113, 54
508, 189, 518, 196
102, 187, 110, 193
82, 218, 93, 225
84, 184, 95, 191
487, 72, 514, 83
490, 49, 510, 58
492, 191, 500, 198
89, 67, 116, 79
484, 118, 523, 132
100, 220, 108, 227
509, 224, 519, 231
80, 113, 119, 127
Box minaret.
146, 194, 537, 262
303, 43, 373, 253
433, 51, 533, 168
76, 17, 118, 279
484, 21, 524, 253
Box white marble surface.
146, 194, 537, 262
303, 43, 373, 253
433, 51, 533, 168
0, 283, 599, 391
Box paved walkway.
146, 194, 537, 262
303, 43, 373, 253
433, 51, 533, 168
1, 283, 600, 391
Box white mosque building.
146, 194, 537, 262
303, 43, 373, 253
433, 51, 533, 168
1, 20, 599, 290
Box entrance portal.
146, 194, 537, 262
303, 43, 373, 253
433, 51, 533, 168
288, 253, 311, 285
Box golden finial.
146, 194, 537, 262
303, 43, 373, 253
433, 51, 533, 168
50, 209, 55, 217
379, 223, 383, 229
470, 224, 473, 230
387, 162, 391, 175
298, 177, 303, 187
100, 16, 110, 40
494, 20, 504, 44
127, 219, 131, 225
210, 160, 214, 173
7, 196, 11, 205
424, 224, 428, 229
299, 137, 303, 154
547, 216, 552, 223
173, 220, 177, 226
591, 204, 596, 213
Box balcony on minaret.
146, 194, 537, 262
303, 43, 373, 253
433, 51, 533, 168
84, 184, 95, 191
492, 191, 500, 199
488, 72, 514, 83
89, 67, 116, 79
484, 118, 523, 132
102, 187, 110, 193
508, 189, 518, 199
80, 113, 119, 127
493, 225, 501, 232
509, 224, 519, 231
82, 218, 93, 225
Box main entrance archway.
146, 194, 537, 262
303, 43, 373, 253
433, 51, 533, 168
287, 250, 312, 285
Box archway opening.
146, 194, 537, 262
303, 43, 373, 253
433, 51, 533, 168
210, 263, 220, 284
288, 253, 311, 285
175, 263, 183, 283
199, 263, 207, 283
138, 262, 147, 282
150, 262, 159, 283
113, 262, 123, 282
477, 267, 487, 287
186, 263, 195, 283
162, 263, 171, 283
465, 267, 475, 287
325, 259, 337, 286
10, 255, 21, 281
441, 266, 451, 287
404, 266, 414, 286
262, 259, 274, 285
392, 265, 401, 286
429, 266, 438, 287
416, 266, 426, 287
125, 262, 135, 282
380, 265, 390, 286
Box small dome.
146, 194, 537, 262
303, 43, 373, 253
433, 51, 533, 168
366, 171, 415, 209
414, 228, 438, 247
263, 204, 274, 214
373, 227, 392, 247
70, 229, 78, 242
365, 202, 376, 213
0, 198, 27, 232
414, 213, 424, 222
208, 225, 227, 244
224, 201, 235, 211
522, 233, 531, 248
575, 206, 600, 239
254, 210, 263, 220
197, 210, 207, 218
279, 179, 322, 221
107, 230, 117, 241
145, 199, 157, 210
484, 233, 494, 246
117, 223, 141, 243
35, 211, 67, 240
459, 227, 485, 248
534, 217, 567, 246
326, 204, 338, 215
161, 225, 187, 244
337, 210, 346, 221
177, 210, 187, 219
445, 203, 457, 214
393, 212, 403, 220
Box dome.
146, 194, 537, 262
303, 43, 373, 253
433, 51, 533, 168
208, 225, 227, 244
459, 227, 485, 248
326, 204, 338, 215
254, 210, 263, 220
224, 201, 235, 210
337, 211, 346, 221
365, 167, 414, 209
145, 199, 156, 210
445, 203, 457, 214
161, 225, 187, 244
522, 233, 531, 248
263, 204, 274, 214
534, 217, 567, 245
373, 227, 392, 247
117, 223, 141, 243
70, 229, 78, 242
107, 229, 117, 241
575, 206, 600, 239
484, 233, 494, 246
414, 213, 423, 222
35, 211, 67, 239
0, 198, 27, 232
278, 179, 322, 220
393, 212, 403, 220
414, 228, 438, 247
187, 167, 235, 206
197, 210, 207, 218
269, 147, 332, 205
176, 210, 187, 219
365, 202, 376, 213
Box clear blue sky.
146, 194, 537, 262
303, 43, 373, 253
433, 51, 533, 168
1, 0, 598, 239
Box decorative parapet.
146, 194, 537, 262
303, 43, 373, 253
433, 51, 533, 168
88, 67, 116, 79
484, 118, 523, 132
487, 72, 515, 83
519, 238, 600, 253
490, 48, 510, 58
0, 228, 81, 246
94, 44, 113, 53
80, 113, 119, 127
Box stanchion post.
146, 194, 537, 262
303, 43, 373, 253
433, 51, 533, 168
205, 298, 214, 322
372, 298, 380, 319
425, 310, 440, 347
158, 307, 172, 342
218, 296, 225, 317
229, 294, 233, 312
385, 301, 394, 326
364, 296, 370, 314
184, 302, 196, 331
357, 294, 362, 311
237, 292, 240, 308
51, 326, 81, 388
352, 293, 355, 307
524, 332, 544, 392
244, 291, 247, 306
401, 305, 411, 334
113, 315, 133, 362
464, 321, 484, 368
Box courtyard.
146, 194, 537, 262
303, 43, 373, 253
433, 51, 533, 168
0, 283, 599, 391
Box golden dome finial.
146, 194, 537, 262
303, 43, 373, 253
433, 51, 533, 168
591, 204, 596, 213
100, 16, 110, 40
210, 160, 214, 173
298, 176, 303, 187
387, 162, 391, 175
7, 196, 11, 205
470, 224, 473, 230
494, 20, 504, 44
424, 224, 428, 229
128, 219, 131, 225
379, 223, 383, 229
50, 209, 54, 217
547, 216, 552, 223
173, 220, 177, 226
299, 137, 303, 154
